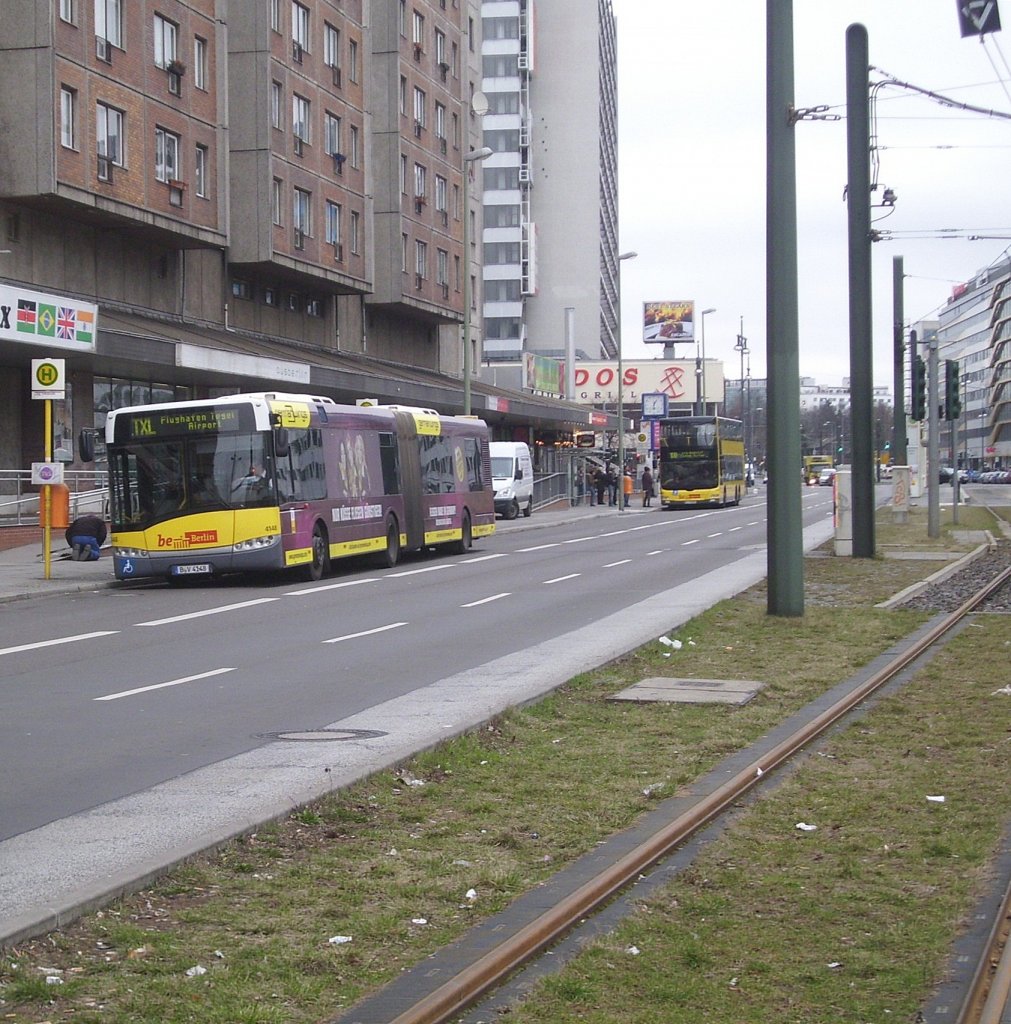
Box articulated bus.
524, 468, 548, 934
658, 415, 746, 509
90, 393, 496, 582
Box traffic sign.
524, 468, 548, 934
31, 461, 65, 485
31, 358, 66, 399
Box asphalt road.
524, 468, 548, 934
0, 488, 837, 942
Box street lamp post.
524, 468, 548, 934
697, 307, 716, 414
462, 146, 493, 415
615, 250, 638, 509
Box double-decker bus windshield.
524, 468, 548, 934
110, 432, 274, 528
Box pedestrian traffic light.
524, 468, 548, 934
911, 354, 927, 421
944, 359, 961, 420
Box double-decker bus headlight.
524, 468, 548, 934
232, 535, 278, 552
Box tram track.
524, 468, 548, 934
334, 559, 1011, 1024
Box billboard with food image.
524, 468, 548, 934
643, 301, 694, 344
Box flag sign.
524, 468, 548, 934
957, 0, 1001, 36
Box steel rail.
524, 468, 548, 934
379, 564, 1011, 1024
966, 871, 1011, 1024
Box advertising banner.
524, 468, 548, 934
523, 352, 564, 396
643, 300, 694, 344
2, 285, 98, 353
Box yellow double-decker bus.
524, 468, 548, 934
658, 416, 746, 509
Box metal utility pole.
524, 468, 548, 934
766, 0, 804, 616
927, 331, 940, 538
892, 257, 908, 466
845, 23, 875, 558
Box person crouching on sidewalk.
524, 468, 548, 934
65, 514, 107, 561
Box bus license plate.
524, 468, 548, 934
172, 563, 211, 576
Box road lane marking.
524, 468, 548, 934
563, 536, 594, 544
729, 526, 743, 532
136, 598, 279, 626
461, 553, 508, 563
682, 539, 700, 546
603, 559, 632, 567
94, 667, 236, 702
707, 532, 723, 538
648, 549, 665, 555
462, 593, 510, 607
386, 565, 452, 578
322, 622, 407, 644
285, 578, 378, 596
517, 542, 560, 552
0, 631, 119, 658
543, 573, 580, 584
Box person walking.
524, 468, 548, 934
622, 467, 633, 509
606, 463, 618, 506
641, 466, 655, 507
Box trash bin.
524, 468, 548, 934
41, 482, 70, 529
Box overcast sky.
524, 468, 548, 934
613, 0, 1011, 390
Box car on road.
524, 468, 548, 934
817, 468, 836, 486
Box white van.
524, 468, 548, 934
490, 441, 534, 519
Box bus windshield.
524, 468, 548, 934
109, 432, 274, 529
666, 458, 717, 490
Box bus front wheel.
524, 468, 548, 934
304, 523, 330, 582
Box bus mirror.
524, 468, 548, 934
273, 427, 290, 459
78, 429, 95, 463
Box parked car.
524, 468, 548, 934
817, 468, 837, 486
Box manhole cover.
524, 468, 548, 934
267, 728, 388, 742
609, 677, 763, 706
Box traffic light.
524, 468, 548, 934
911, 354, 927, 421
944, 359, 961, 420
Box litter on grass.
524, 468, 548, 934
926, 795, 945, 803
795, 822, 818, 832
328, 935, 353, 946
185, 965, 207, 977
658, 636, 683, 650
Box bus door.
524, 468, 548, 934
393, 411, 425, 549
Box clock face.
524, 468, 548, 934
643, 394, 666, 417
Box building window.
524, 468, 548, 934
468, 16, 475, 50
292, 1, 309, 51
435, 174, 447, 213
155, 127, 180, 182
350, 210, 360, 255
272, 178, 282, 224
348, 38, 358, 82
401, 232, 408, 273
399, 0, 406, 36
307, 298, 323, 317
96, 101, 123, 171
435, 29, 446, 66
413, 87, 426, 129
324, 112, 341, 156
293, 186, 311, 236
96, 0, 122, 48
153, 14, 178, 68
271, 81, 282, 129
325, 200, 341, 245
194, 144, 208, 197
400, 154, 407, 194
194, 37, 208, 90
292, 93, 310, 144
399, 75, 407, 115
415, 239, 427, 279
324, 22, 340, 68
436, 248, 448, 286
412, 10, 424, 46
413, 162, 426, 199
270, 0, 280, 32
350, 124, 360, 167
60, 0, 75, 24
452, 111, 460, 149
435, 101, 446, 142
232, 279, 252, 299
60, 87, 76, 150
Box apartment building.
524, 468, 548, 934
0, 0, 596, 478
479, 0, 620, 364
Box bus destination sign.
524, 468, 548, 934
116, 405, 253, 442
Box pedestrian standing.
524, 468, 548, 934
622, 468, 633, 508
594, 467, 608, 506
606, 463, 618, 506
641, 466, 655, 507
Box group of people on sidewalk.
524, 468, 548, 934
585, 463, 655, 509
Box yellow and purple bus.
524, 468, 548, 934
92, 393, 495, 582
658, 415, 746, 509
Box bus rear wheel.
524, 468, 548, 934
451, 511, 472, 554
304, 524, 330, 582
